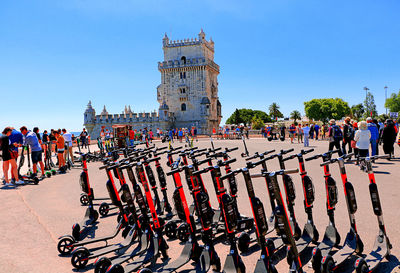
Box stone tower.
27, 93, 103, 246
84, 100, 96, 134
157, 30, 222, 134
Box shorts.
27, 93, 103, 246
57, 149, 65, 154
10, 150, 19, 160
31, 151, 42, 164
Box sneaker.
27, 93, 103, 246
15, 180, 25, 185
4, 182, 15, 187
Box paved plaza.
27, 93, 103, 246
1, 138, 400, 273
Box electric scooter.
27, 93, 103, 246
353, 155, 392, 273
17, 145, 42, 185
305, 150, 341, 272
57, 163, 132, 256
320, 153, 364, 273
70, 163, 138, 269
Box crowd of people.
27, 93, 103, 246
283, 117, 399, 168
1, 126, 91, 186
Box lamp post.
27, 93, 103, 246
384, 86, 388, 115
363, 87, 369, 116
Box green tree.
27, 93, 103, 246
385, 91, 400, 113
251, 115, 265, 129
290, 110, 302, 122
304, 98, 351, 122
351, 104, 364, 120
364, 92, 377, 118
226, 108, 271, 125
269, 102, 283, 120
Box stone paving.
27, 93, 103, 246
1, 138, 400, 273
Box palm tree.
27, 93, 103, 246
290, 110, 302, 122
269, 102, 283, 120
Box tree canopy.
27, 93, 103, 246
226, 108, 272, 125
351, 103, 364, 120
290, 110, 301, 122
364, 91, 377, 118
304, 98, 351, 122
268, 103, 284, 120
385, 90, 400, 113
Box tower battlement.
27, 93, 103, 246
162, 29, 214, 52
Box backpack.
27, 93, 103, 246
333, 125, 343, 140
345, 125, 354, 138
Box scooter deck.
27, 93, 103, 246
330, 231, 357, 266
360, 233, 389, 271
317, 225, 337, 257
110, 232, 149, 266
74, 224, 121, 247
295, 224, 313, 253
157, 240, 193, 272
307, 225, 337, 269
89, 228, 136, 258
123, 236, 159, 273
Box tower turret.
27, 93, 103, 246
84, 100, 96, 134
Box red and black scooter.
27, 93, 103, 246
305, 150, 341, 272
320, 153, 364, 273
353, 155, 392, 273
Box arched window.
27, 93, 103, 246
181, 56, 186, 64
181, 103, 186, 111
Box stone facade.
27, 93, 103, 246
84, 30, 222, 138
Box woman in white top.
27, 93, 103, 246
354, 121, 371, 170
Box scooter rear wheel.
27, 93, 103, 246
71, 248, 90, 269
355, 258, 368, 273
164, 221, 177, 239
57, 237, 74, 255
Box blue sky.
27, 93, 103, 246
1, 0, 399, 131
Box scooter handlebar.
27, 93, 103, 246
282, 154, 297, 162
192, 166, 213, 176
356, 154, 390, 161
208, 147, 222, 153
220, 169, 241, 180
305, 149, 339, 161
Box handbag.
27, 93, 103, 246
351, 140, 356, 149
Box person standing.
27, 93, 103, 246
62, 129, 74, 164
80, 128, 88, 149
366, 117, 379, 156
342, 117, 354, 155
314, 123, 320, 140
280, 124, 286, 140
328, 119, 343, 156
9, 128, 23, 182
1, 127, 22, 185
309, 124, 314, 139
381, 119, 397, 159
354, 121, 371, 171
54, 130, 66, 173
20, 126, 45, 177
289, 124, 296, 143
129, 127, 135, 146
297, 124, 303, 143
302, 123, 310, 147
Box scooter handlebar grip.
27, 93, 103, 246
283, 168, 299, 175
281, 148, 294, 155
263, 149, 276, 155
303, 148, 314, 154
226, 147, 239, 152
250, 173, 264, 179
